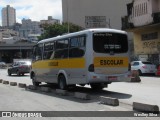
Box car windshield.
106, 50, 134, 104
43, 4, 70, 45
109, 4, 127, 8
19, 61, 31, 65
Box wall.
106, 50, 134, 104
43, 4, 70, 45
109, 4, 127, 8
134, 28, 160, 55
62, 0, 132, 29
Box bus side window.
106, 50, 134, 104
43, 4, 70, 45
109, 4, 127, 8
33, 44, 43, 61
43, 42, 55, 60
54, 39, 69, 59
32, 46, 36, 61
69, 48, 84, 58
69, 36, 86, 58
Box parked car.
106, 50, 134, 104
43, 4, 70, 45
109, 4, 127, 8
131, 61, 156, 75
0, 61, 7, 68
8, 61, 31, 76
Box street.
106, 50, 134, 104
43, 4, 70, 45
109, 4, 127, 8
0, 69, 160, 119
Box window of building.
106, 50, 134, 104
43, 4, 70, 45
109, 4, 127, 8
141, 32, 158, 41
145, 2, 148, 14
132, 7, 134, 18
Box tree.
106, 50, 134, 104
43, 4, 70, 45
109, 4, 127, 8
38, 23, 83, 40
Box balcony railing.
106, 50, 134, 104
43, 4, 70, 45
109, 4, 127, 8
122, 12, 160, 30
121, 16, 134, 30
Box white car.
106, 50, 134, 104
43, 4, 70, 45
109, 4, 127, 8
131, 61, 156, 75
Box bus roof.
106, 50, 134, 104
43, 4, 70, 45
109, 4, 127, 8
38, 28, 127, 44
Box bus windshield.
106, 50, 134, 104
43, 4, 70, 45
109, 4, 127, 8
93, 32, 128, 54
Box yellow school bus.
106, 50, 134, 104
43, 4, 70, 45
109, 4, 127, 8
30, 28, 131, 90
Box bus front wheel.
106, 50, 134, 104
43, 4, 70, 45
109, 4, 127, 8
32, 73, 40, 86
58, 75, 67, 90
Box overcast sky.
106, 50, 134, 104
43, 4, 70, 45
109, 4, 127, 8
0, 0, 62, 25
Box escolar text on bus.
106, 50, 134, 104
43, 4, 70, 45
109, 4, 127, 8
100, 60, 123, 66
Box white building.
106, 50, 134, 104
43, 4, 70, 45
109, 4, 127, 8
40, 16, 60, 25
19, 19, 42, 41
1, 5, 16, 27
122, 0, 160, 64
62, 0, 132, 29
128, 0, 160, 27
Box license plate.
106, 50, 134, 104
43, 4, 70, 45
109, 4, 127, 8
108, 76, 117, 81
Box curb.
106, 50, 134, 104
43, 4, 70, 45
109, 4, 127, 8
10, 82, 17, 86
40, 87, 52, 93
100, 96, 119, 106
56, 89, 68, 96
3, 80, 9, 85
133, 102, 159, 114
0, 79, 3, 83
18, 83, 27, 88
131, 70, 141, 82
74, 92, 91, 100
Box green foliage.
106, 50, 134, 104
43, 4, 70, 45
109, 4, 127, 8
38, 23, 83, 40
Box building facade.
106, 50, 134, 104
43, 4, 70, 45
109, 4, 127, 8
122, 0, 160, 64
19, 19, 43, 42
62, 0, 132, 29
1, 5, 16, 27
40, 16, 60, 25
0, 29, 20, 44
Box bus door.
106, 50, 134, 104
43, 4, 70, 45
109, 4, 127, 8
32, 44, 44, 82
67, 36, 87, 84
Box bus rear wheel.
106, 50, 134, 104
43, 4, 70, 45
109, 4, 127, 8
58, 75, 67, 90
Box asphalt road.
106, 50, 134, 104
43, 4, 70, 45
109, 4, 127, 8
0, 69, 160, 119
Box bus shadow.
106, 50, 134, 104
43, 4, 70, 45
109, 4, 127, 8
24, 84, 132, 103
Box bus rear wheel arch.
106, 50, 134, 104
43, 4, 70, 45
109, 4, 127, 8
58, 74, 68, 90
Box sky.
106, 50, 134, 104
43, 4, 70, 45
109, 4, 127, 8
0, 0, 62, 25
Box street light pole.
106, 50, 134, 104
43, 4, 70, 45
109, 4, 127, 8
67, 0, 70, 33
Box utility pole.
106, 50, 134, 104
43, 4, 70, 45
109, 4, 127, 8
66, 0, 70, 33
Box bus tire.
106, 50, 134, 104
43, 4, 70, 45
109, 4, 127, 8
58, 75, 67, 90
90, 83, 104, 90
31, 73, 40, 86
